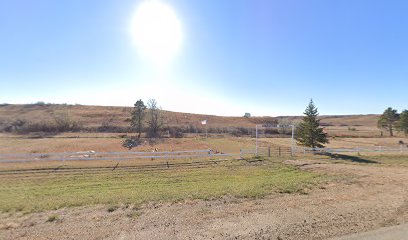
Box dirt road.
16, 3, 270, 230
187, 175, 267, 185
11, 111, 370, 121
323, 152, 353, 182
329, 223, 408, 240
1, 160, 407, 240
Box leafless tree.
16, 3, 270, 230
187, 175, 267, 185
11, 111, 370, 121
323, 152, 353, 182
146, 99, 165, 138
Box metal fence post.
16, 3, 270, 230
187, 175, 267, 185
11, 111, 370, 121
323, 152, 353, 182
255, 125, 259, 156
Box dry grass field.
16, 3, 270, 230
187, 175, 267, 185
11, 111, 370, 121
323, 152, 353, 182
0, 133, 255, 154
0, 104, 276, 128
0, 103, 382, 130
1, 104, 408, 239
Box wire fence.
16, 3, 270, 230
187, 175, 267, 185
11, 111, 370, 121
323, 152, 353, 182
241, 145, 408, 157
1, 145, 406, 172
240, 146, 292, 157
0, 149, 237, 164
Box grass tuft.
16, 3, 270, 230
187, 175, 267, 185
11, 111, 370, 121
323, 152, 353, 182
107, 205, 119, 213
46, 214, 59, 222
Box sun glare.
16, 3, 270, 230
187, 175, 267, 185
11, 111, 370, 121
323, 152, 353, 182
131, 0, 183, 66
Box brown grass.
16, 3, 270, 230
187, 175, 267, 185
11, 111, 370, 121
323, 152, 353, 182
0, 104, 381, 130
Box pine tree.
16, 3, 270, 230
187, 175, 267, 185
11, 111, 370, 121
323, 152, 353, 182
131, 99, 146, 138
296, 99, 328, 148
377, 107, 399, 137
398, 109, 408, 136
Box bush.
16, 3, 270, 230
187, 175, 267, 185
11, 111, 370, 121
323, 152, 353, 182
2, 119, 27, 132
35, 101, 46, 106
97, 125, 130, 133
262, 128, 279, 135
188, 124, 197, 133
122, 137, 142, 150
53, 112, 81, 132
1, 112, 82, 134
167, 126, 184, 138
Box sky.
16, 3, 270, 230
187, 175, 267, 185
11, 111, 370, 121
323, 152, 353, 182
1, 0, 407, 116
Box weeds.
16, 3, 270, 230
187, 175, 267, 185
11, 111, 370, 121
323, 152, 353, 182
46, 214, 59, 222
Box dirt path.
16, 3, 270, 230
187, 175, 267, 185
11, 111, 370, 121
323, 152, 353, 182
1, 160, 407, 240
329, 223, 408, 240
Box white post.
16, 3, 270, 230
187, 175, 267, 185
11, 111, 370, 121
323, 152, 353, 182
256, 125, 259, 156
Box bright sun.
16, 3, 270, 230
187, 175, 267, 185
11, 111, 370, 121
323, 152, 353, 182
131, 0, 183, 66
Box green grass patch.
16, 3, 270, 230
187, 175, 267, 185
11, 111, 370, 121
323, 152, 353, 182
0, 160, 323, 213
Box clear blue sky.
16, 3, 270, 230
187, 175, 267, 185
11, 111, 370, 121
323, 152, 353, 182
1, 0, 407, 116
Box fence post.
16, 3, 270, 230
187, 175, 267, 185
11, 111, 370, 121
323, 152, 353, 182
268, 147, 271, 157
240, 149, 243, 159
279, 147, 281, 157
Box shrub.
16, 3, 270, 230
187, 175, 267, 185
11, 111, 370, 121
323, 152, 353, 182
46, 214, 59, 222
122, 137, 142, 150
35, 101, 46, 106
3, 119, 27, 132
107, 205, 119, 212
167, 126, 184, 138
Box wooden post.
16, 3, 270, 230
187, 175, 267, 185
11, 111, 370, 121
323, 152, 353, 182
279, 147, 281, 157
268, 147, 271, 157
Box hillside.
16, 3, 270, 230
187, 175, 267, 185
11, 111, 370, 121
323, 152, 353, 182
0, 104, 380, 133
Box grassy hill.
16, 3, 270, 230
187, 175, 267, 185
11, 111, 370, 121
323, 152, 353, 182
0, 103, 380, 136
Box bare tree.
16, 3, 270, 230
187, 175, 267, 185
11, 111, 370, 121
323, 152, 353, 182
277, 118, 293, 135
146, 99, 164, 138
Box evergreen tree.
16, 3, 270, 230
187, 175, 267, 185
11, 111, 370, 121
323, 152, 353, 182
131, 99, 146, 138
296, 99, 328, 148
377, 107, 399, 137
398, 109, 408, 136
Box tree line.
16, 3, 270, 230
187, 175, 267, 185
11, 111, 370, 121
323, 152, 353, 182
377, 107, 408, 137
